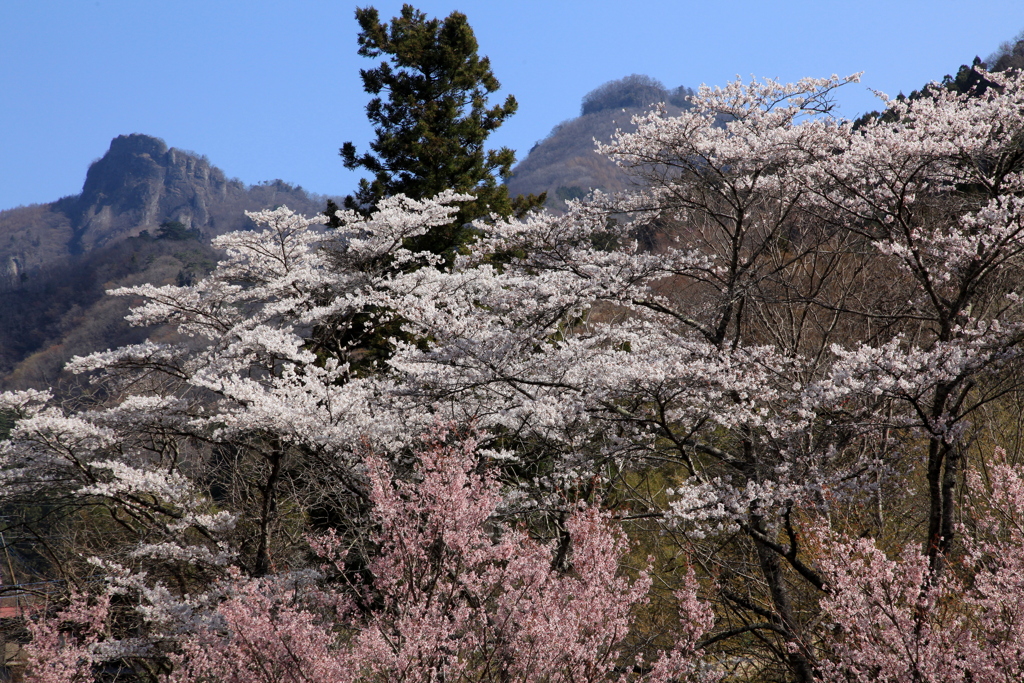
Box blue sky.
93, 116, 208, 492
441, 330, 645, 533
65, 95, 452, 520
3, 0, 1024, 211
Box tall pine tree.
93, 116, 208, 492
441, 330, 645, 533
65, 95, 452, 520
332, 4, 542, 259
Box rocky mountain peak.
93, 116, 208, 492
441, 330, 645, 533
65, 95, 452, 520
0, 134, 325, 284
71, 134, 243, 252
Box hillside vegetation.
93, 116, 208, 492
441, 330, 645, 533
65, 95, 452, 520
507, 75, 693, 210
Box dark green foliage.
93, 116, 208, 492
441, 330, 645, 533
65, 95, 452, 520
554, 186, 586, 203
942, 57, 1000, 96
322, 198, 344, 229
580, 74, 693, 116
852, 43, 1022, 130
0, 409, 13, 441
156, 220, 200, 241
338, 4, 543, 258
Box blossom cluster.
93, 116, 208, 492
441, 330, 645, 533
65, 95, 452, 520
7, 68, 1024, 681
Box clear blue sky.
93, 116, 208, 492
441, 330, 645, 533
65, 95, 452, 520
3, 0, 1024, 212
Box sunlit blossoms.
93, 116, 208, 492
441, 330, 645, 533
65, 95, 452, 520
6, 68, 1024, 682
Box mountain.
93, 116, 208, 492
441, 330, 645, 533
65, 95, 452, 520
0, 134, 327, 284
10, 44, 1018, 389
69, 134, 243, 253
0, 134, 333, 388
507, 75, 693, 211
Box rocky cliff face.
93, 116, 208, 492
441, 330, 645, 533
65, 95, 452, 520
0, 134, 330, 386
0, 134, 324, 284
70, 134, 246, 252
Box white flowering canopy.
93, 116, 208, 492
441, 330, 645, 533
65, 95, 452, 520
6, 68, 1024, 683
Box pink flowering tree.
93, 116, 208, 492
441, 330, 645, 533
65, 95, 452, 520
7, 67, 1024, 683
815, 447, 1024, 683
22, 427, 717, 683
22, 593, 112, 683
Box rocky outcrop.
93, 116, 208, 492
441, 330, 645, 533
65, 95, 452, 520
70, 134, 246, 252
0, 135, 333, 387
507, 75, 691, 213
0, 134, 326, 279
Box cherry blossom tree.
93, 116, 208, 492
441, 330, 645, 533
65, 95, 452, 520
371, 69, 1024, 679
0, 191, 473, 585
2, 192, 485, 676
374, 75, 869, 681
815, 447, 1024, 683
805, 69, 1024, 568
20, 428, 716, 683
7, 66, 1024, 683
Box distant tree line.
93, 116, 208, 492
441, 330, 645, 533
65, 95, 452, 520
580, 73, 694, 115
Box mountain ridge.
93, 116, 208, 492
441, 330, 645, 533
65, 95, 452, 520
506, 74, 692, 211
0, 134, 330, 388
0, 133, 326, 286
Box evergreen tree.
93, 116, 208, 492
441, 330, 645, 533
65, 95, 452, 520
334, 4, 542, 258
